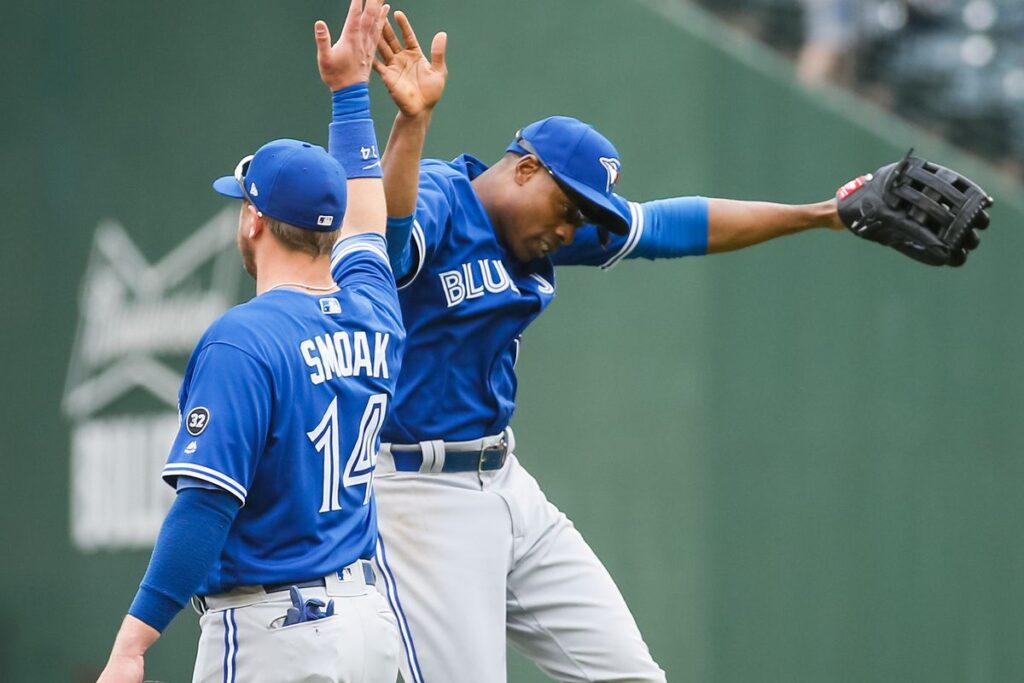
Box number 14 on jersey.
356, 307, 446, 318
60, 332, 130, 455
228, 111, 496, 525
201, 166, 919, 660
307, 394, 387, 512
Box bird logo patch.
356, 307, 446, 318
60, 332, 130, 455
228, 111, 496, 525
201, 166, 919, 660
599, 157, 621, 192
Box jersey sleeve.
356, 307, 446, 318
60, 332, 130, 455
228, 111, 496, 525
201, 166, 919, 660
331, 233, 396, 290
162, 342, 273, 505
331, 232, 402, 324
552, 195, 709, 270
395, 162, 456, 289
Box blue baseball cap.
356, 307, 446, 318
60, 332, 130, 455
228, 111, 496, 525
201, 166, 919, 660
506, 116, 629, 235
212, 138, 347, 232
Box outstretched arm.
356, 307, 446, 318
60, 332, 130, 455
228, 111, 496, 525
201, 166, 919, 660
706, 197, 843, 253
375, 11, 448, 219
554, 194, 843, 268
315, 0, 391, 238
560, 157, 988, 268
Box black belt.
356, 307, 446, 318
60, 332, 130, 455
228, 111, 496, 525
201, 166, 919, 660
389, 438, 509, 473
192, 563, 376, 614
264, 562, 376, 593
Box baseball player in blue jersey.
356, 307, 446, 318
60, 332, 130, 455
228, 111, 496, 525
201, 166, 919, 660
95, 3, 404, 682
350, 14, 860, 683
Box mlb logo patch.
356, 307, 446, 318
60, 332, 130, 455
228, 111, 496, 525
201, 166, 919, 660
317, 215, 334, 227
319, 298, 342, 315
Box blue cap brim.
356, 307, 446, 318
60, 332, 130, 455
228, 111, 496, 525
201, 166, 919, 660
212, 175, 245, 199
554, 173, 630, 235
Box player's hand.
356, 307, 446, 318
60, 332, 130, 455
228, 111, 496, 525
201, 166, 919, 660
315, 0, 391, 91
95, 654, 144, 683
374, 11, 447, 118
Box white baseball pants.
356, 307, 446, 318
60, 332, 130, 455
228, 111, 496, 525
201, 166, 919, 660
191, 565, 400, 683
373, 451, 666, 683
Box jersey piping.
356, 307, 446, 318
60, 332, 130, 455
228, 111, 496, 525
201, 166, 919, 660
331, 239, 393, 271
162, 463, 248, 504
397, 220, 427, 291
600, 201, 645, 270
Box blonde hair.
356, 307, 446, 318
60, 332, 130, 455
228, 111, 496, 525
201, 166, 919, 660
265, 216, 339, 258
246, 200, 339, 257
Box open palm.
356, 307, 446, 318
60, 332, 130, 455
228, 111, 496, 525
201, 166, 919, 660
315, 0, 390, 91
375, 11, 447, 118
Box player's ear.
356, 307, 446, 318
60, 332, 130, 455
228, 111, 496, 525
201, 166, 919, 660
250, 212, 265, 239
513, 155, 542, 186
243, 201, 265, 238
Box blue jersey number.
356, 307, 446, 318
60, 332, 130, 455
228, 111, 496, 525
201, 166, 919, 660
307, 394, 388, 513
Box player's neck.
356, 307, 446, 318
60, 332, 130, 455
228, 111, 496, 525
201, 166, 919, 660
471, 166, 507, 238
254, 249, 336, 296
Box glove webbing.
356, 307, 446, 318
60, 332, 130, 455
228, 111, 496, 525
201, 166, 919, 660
888, 159, 986, 248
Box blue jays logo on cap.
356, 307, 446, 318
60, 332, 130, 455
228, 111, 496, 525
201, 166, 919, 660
599, 157, 621, 193
506, 116, 630, 235
212, 139, 348, 232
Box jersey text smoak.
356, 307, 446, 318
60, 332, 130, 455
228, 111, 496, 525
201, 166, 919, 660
301, 330, 391, 382
163, 234, 404, 594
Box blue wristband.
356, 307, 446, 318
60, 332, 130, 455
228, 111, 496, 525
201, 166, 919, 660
332, 83, 370, 119
329, 83, 381, 179
329, 120, 381, 179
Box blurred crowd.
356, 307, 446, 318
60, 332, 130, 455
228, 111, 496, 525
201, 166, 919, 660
694, 0, 1024, 177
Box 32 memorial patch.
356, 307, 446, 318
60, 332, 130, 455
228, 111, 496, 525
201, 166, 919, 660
185, 407, 210, 436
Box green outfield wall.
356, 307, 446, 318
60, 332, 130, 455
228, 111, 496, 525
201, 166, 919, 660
3, 0, 1022, 681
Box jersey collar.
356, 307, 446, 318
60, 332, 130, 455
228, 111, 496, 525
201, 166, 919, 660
452, 153, 491, 181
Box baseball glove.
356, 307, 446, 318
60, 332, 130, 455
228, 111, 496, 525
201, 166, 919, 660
836, 152, 993, 266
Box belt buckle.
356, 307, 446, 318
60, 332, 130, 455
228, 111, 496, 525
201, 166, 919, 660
478, 435, 508, 472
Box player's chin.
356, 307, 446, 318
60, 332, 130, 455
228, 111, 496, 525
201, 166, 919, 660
511, 243, 537, 263
528, 241, 554, 262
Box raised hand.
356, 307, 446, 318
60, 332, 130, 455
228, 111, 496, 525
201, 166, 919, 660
315, 0, 391, 91
374, 11, 447, 118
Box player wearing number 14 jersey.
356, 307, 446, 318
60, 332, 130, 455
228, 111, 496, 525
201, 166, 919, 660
95, 3, 402, 681
164, 180, 403, 597
97, 137, 404, 683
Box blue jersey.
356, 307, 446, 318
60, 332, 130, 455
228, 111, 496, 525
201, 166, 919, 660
378, 155, 707, 443
163, 234, 404, 595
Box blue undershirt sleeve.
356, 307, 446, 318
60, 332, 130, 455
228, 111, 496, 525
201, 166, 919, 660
630, 196, 709, 260
386, 214, 415, 281
552, 195, 709, 267
127, 485, 240, 632
176, 476, 221, 491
